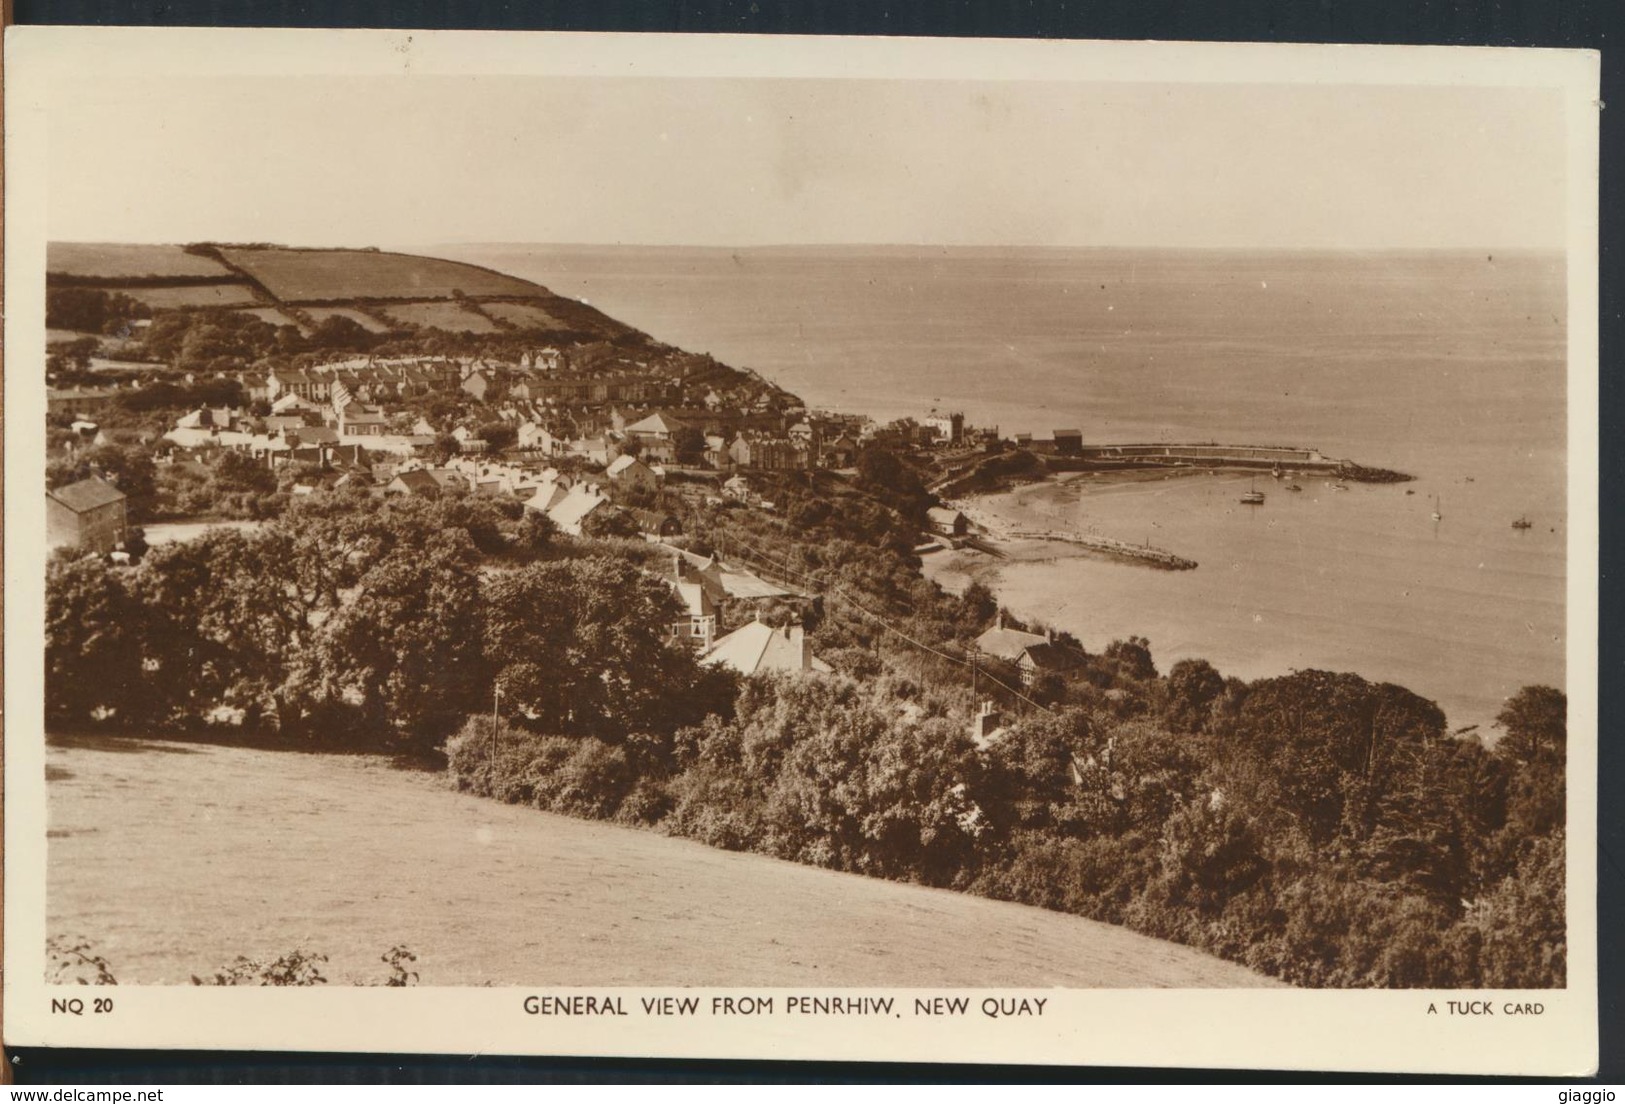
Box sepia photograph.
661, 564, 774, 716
3, 29, 1600, 1072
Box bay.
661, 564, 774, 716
437, 244, 1567, 733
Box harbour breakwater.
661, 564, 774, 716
933, 443, 1411, 500
1045, 443, 1412, 483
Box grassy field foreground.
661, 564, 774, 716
46, 733, 1282, 988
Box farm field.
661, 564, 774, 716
381, 300, 501, 333
481, 300, 572, 331
218, 247, 548, 303
236, 306, 305, 331
47, 242, 233, 280
45, 735, 1282, 988
122, 284, 260, 310
304, 306, 395, 333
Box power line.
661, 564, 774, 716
712, 531, 1055, 715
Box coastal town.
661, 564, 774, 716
49, 340, 1392, 574
42, 244, 1565, 995
46, 341, 1107, 679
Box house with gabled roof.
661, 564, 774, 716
973, 614, 1075, 683
175, 407, 239, 431
547, 484, 612, 536
461, 369, 492, 402
630, 508, 683, 539
386, 469, 442, 497
606, 454, 660, 494
701, 619, 830, 677
927, 506, 970, 539
668, 576, 719, 652
271, 392, 322, 415
820, 433, 858, 469
47, 476, 128, 553
522, 480, 570, 515
337, 403, 388, 437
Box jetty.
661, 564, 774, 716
1007, 528, 1197, 571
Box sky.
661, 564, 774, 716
44, 75, 1567, 250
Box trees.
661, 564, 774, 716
475, 421, 517, 453
672, 426, 706, 466
970, 709, 1090, 835
1496, 685, 1565, 767
47, 443, 158, 522
1483, 685, 1567, 877
1452, 830, 1565, 988
515, 510, 556, 553
1104, 636, 1158, 682
322, 531, 487, 751
307, 314, 378, 353
46, 287, 149, 334
213, 450, 277, 496
958, 581, 999, 630
116, 493, 502, 745
482, 557, 721, 741
1166, 658, 1225, 733
854, 445, 929, 519
581, 506, 640, 541
45, 557, 147, 724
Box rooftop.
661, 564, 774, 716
48, 475, 127, 513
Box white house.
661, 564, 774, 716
547, 483, 612, 536
701, 620, 830, 677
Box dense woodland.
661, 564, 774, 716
47, 457, 1567, 989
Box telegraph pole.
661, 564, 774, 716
490, 683, 502, 789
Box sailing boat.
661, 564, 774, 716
1431, 494, 1443, 522
1240, 477, 1266, 505
1512, 515, 1533, 530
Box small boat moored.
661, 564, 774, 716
1512, 516, 1533, 530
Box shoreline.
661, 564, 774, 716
922, 465, 1548, 736
941, 467, 1209, 570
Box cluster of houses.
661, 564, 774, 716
123, 345, 874, 481
658, 546, 830, 677
370, 453, 681, 539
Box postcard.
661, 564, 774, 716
2, 27, 1600, 1074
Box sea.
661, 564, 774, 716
436, 244, 1568, 735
